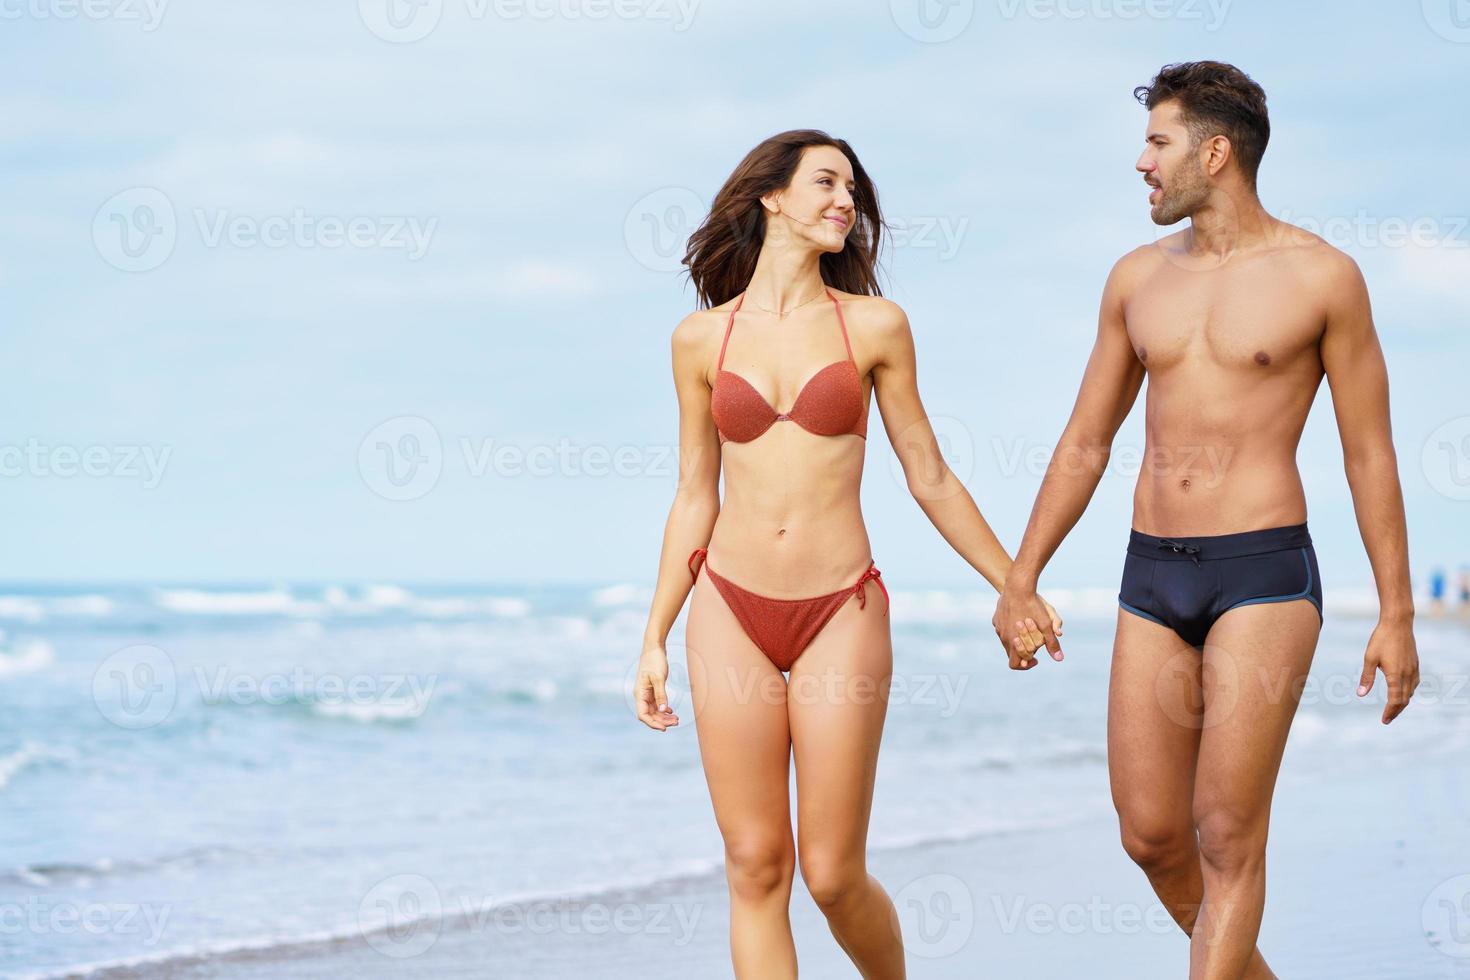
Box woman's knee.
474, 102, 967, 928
798, 849, 867, 912
724, 835, 794, 902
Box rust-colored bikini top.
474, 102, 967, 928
710, 289, 869, 444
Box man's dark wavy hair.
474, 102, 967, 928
1135, 61, 1270, 188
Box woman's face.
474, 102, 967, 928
763, 144, 857, 253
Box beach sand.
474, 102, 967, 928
86, 752, 1468, 980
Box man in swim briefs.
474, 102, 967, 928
992, 61, 1420, 978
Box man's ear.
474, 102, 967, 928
1203, 134, 1233, 178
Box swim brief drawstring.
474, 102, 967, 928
1158, 538, 1202, 567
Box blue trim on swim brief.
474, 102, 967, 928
1220, 548, 1324, 623
1117, 597, 1169, 628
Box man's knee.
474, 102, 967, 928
1118, 814, 1196, 875
1194, 805, 1266, 877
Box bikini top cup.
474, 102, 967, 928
710, 290, 869, 444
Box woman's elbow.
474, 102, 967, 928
903, 459, 956, 503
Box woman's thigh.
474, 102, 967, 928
787, 582, 892, 858
686, 569, 795, 846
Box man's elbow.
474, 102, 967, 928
1053, 431, 1113, 479
1342, 439, 1400, 478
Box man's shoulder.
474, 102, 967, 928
1106, 241, 1169, 289
1266, 223, 1364, 289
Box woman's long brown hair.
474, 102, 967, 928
683, 129, 885, 309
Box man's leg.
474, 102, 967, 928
1109, 608, 1277, 979
1189, 599, 1320, 979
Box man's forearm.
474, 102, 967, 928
1007, 437, 1112, 590
1345, 451, 1414, 622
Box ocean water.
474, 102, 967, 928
0, 582, 1466, 978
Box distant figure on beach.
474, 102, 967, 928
1429, 567, 1446, 615
1459, 566, 1470, 618
992, 62, 1420, 978
633, 130, 1060, 978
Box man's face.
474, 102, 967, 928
1136, 101, 1210, 226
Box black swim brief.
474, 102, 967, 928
1117, 523, 1323, 648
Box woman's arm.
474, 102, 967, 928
867, 298, 1021, 593
635, 313, 722, 730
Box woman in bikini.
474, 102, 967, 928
634, 129, 1062, 978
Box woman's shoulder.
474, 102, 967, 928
826, 290, 910, 336
670, 301, 734, 355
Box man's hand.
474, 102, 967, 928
1357, 619, 1419, 724
992, 589, 1064, 670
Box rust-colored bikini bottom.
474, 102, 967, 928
687, 547, 889, 672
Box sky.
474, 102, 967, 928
5, 0, 1469, 590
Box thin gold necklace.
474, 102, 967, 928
748, 288, 826, 319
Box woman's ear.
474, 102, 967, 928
758, 191, 781, 215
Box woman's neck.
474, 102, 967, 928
744, 244, 826, 314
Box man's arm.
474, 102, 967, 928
1319, 251, 1419, 724
992, 253, 1147, 666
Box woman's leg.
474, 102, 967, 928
788, 580, 904, 979
687, 570, 799, 980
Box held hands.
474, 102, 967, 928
634, 645, 680, 731
1357, 619, 1420, 724
991, 588, 1064, 670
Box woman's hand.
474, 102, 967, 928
634, 645, 680, 731
992, 589, 1064, 670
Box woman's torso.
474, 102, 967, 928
704, 289, 875, 594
